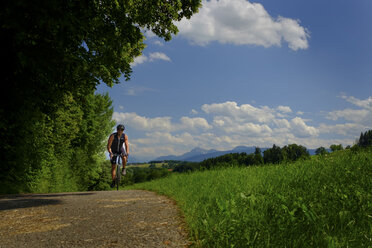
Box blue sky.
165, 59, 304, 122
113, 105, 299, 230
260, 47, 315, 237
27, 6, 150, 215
96, 0, 372, 162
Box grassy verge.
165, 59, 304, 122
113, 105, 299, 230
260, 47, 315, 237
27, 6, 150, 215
129, 149, 371, 247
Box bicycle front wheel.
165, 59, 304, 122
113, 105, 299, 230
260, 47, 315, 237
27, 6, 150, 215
116, 164, 121, 191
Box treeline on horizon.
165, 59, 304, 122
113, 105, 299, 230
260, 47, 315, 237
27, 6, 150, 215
171, 131, 372, 173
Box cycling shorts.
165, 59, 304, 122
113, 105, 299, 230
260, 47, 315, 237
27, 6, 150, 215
110, 154, 126, 165
111, 154, 121, 165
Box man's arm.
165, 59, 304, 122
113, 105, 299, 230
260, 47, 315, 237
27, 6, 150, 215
107, 134, 114, 155
124, 134, 129, 156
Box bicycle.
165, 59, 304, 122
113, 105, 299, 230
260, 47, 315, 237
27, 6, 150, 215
113, 153, 127, 190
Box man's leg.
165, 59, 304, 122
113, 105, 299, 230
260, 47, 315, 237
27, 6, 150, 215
110, 163, 117, 188
111, 163, 116, 181
121, 155, 127, 175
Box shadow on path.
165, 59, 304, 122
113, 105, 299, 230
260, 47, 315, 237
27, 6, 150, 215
0, 192, 95, 211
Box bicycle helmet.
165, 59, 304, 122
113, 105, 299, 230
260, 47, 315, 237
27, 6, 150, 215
117, 124, 125, 131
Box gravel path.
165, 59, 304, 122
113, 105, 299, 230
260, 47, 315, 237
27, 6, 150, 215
0, 190, 191, 248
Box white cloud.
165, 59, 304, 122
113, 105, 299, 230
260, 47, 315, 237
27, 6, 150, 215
180, 117, 212, 130
114, 112, 173, 132
113, 112, 211, 133
201, 101, 276, 123
341, 95, 372, 110
320, 95, 372, 138
326, 95, 372, 125
139, 132, 195, 145
149, 52, 171, 62
277, 105, 292, 113
273, 119, 291, 129
131, 52, 171, 67
114, 95, 371, 161
202, 102, 318, 139
225, 123, 272, 136
327, 109, 369, 122
319, 123, 365, 137
153, 40, 164, 46
289, 117, 319, 138
190, 109, 198, 115
177, 0, 309, 50
211, 115, 272, 136
131, 55, 148, 66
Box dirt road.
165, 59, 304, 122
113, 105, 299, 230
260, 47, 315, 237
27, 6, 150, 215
0, 190, 190, 248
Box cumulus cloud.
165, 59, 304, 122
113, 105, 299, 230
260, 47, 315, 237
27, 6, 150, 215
113, 112, 211, 132
114, 112, 173, 131
226, 123, 272, 136
190, 109, 198, 115
153, 40, 164, 46
131, 52, 171, 66
180, 117, 212, 130
177, 0, 310, 50
327, 109, 369, 122
114, 95, 371, 161
273, 119, 291, 129
289, 117, 319, 138
201, 101, 276, 123
131, 55, 148, 67
149, 52, 171, 62
320, 95, 372, 139
211, 115, 272, 136
140, 132, 195, 145
201, 101, 319, 138
277, 105, 292, 113
341, 95, 372, 110
319, 123, 365, 137
326, 95, 372, 125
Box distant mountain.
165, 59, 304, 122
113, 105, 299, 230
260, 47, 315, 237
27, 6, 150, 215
127, 155, 141, 163
156, 147, 217, 161
153, 146, 323, 163
155, 146, 268, 162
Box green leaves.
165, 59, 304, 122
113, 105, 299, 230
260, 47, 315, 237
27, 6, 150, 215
1, 0, 202, 193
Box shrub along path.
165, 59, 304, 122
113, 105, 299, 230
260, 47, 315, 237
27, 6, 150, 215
0, 190, 190, 248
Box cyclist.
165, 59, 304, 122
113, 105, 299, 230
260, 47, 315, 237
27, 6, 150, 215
107, 124, 129, 188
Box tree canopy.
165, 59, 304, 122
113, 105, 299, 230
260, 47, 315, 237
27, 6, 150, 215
315, 147, 328, 156
358, 130, 372, 148
0, 0, 202, 193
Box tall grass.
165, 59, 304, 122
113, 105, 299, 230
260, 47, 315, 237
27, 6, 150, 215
130, 149, 372, 247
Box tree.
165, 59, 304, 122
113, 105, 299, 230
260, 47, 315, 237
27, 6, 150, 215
330, 144, 344, 152
281, 144, 310, 162
0, 1, 202, 193
253, 147, 264, 165
315, 147, 328, 156
263, 144, 283, 164
357, 130, 372, 148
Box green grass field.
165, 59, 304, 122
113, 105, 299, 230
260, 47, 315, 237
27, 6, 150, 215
129, 149, 372, 247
